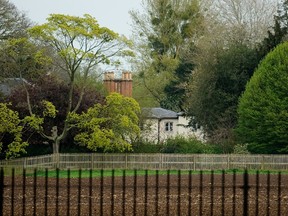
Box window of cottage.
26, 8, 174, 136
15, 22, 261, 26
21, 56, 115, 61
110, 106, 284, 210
165, 122, 173, 131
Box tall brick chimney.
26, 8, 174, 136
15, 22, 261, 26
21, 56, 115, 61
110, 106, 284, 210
103, 71, 132, 97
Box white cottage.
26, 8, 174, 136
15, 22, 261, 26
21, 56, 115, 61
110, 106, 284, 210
141, 107, 204, 143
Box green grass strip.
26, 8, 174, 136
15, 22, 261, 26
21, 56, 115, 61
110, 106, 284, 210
25, 169, 288, 178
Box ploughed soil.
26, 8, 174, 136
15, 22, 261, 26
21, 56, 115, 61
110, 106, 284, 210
1, 172, 288, 215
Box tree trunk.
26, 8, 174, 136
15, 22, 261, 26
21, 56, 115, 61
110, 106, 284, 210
53, 139, 60, 154
52, 138, 60, 168
51, 126, 60, 154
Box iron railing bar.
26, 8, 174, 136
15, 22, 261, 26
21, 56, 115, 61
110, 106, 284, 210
122, 170, 126, 216
0, 168, 3, 216
22, 168, 26, 216
188, 170, 192, 216
210, 170, 214, 216
56, 168, 59, 216
177, 170, 181, 216
33, 168, 37, 216
133, 169, 137, 216
89, 169, 93, 216
77, 169, 82, 216
44, 168, 48, 216
243, 169, 249, 216
67, 169, 71, 216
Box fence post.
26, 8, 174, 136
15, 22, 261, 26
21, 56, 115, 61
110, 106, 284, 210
24, 157, 27, 169
160, 154, 162, 170
227, 155, 230, 170
125, 153, 128, 170
261, 155, 264, 170
91, 154, 94, 170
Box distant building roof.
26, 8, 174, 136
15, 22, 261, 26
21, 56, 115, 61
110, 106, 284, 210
0, 78, 29, 96
142, 107, 179, 119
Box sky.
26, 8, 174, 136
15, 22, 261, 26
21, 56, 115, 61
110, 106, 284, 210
10, 0, 143, 37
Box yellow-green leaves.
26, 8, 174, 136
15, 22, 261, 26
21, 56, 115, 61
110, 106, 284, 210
0, 37, 51, 81
23, 100, 58, 131
0, 103, 28, 159
0, 104, 20, 133
74, 93, 140, 152
23, 115, 44, 131
28, 13, 131, 72
25, 14, 134, 154
42, 100, 58, 118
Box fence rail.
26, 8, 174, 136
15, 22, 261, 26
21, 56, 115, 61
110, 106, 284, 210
1, 153, 288, 170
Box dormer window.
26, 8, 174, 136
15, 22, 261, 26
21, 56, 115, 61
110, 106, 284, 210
165, 122, 173, 132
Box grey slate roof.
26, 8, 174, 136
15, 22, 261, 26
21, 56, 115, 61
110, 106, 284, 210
142, 107, 178, 119
0, 78, 29, 96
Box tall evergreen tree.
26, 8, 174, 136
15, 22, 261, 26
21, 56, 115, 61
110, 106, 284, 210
130, 0, 203, 111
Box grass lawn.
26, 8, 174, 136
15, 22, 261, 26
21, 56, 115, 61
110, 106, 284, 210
23, 169, 286, 178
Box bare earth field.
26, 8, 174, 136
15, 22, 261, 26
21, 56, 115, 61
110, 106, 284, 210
2, 173, 288, 215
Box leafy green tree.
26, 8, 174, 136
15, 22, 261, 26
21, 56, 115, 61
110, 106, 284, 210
130, 0, 203, 111
24, 14, 132, 153
184, 0, 276, 143
186, 43, 259, 138
0, 38, 51, 81
0, 103, 28, 158
5, 73, 104, 149
74, 93, 141, 152
236, 42, 288, 153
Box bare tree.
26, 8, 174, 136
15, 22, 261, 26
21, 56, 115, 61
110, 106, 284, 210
203, 0, 278, 44
0, 0, 31, 40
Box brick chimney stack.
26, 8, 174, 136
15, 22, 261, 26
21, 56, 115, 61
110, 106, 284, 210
103, 71, 132, 97
104, 72, 115, 93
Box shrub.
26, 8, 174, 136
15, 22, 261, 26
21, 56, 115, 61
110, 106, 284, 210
132, 140, 163, 153
236, 42, 288, 153
232, 144, 250, 154
161, 136, 213, 154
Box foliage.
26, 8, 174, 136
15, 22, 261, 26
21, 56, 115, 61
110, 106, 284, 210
74, 93, 141, 152
5, 73, 104, 147
232, 144, 250, 154
186, 43, 260, 139
130, 0, 203, 111
182, 0, 278, 147
236, 42, 288, 153
23, 14, 132, 153
0, 38, 51, 81
132, 75, 160, 108
132, 140, 163, 153
161, 136, 214, 154
0, 103, 28, 159
28, 14, 132, 71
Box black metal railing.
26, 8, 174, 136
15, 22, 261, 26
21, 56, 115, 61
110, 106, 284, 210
0, 168, 287, 215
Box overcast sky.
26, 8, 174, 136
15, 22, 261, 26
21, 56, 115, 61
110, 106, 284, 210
10, 0, 142, 37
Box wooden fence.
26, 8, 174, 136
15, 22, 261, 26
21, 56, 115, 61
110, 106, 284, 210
1, 153, 288, 170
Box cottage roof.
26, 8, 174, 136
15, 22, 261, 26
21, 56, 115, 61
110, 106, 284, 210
142, 107, 178, 119
0, 78, 30, 96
